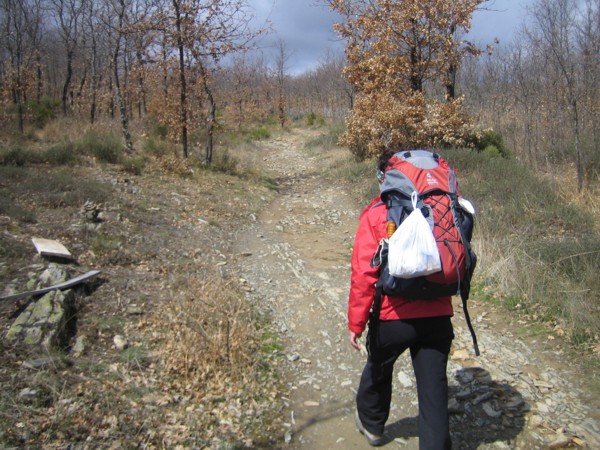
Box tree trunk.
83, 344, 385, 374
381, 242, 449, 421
200, 64, 215, 164
12, 85, 24, 133
136, 50, 147, 118
90, 35, 97, 124
573, 98, 583, 192
62, 49, 74, 114
114, 50, 133, 152
446, 62, 456, 100
113, 2, 133, 153
173, 0, 188, 158
36, 52, 43, 103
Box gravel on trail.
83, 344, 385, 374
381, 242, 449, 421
232, 129, 600, 449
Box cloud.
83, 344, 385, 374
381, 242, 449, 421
250, 0, 343, 74
247, 0, 535, 74
469, 0, 533, 46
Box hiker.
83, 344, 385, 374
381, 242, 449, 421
349, 149, 456, 449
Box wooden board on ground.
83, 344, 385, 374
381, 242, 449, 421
31, 238, 73, 259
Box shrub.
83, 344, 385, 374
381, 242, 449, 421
306, 112, 326, 127
26, 97, 60, 128
471, 129, 508, 157
77, 130, 123, 163
43, 142, 78, 166
0, 195, 36, 223
483, 144, 501, 158
450, 148, 599, 343
142, 136, 173, 158
210, 149, 239, 175
248, 126, 270, 141
121, 156, 147, 175
153, 123, 169, 139
0, 146, 30, 166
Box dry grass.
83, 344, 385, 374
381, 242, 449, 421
548, 166, 600, 229
0, 118, 284, 448
148, 270, 267, 397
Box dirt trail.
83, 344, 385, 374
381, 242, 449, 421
233, 128, 600, 449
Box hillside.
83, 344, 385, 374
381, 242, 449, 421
1, 127, 599, 448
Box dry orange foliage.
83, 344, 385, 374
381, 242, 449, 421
329, 0, 482, 158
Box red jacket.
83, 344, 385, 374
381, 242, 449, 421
348, 195, 453, 334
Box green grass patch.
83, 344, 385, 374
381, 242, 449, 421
304, 121, 345, 150
91, 315, 125, 334
88, 232, 124, 255
118, 345, 150, 366
27, 169, 112, 208
306, 112, 326, 127
0, 145, 33, 166
142, 136, 174, 158
26, 97, 60, 128
260, 331, 284, 354
247, 126, 270, 141
121, 156, 147, 175
77, 130, 123, 163
0, 194, 36, 223
43, 141, 78, 166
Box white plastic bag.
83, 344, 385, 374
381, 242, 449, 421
388, 192, 441, 279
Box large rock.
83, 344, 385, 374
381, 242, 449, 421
6, 288, 76, 350
6, 264, 77, 350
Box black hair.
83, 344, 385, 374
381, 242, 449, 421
377, 148, 398, 173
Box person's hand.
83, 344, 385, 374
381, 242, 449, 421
350, 331, 362, 351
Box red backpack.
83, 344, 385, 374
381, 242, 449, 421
370, 150, 479, 354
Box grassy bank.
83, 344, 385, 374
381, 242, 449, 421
0, 119, 285, 448
311, 130, 600, 356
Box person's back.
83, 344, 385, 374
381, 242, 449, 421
348, 149, 458, 449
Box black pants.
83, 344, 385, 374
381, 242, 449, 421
356, 316, 454, 450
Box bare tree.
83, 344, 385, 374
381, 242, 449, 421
529, 0, 585, 190
274, 37, 290, 128
0, 0, 44, 131
162, 0, 265, 161
107, 0, 134, 152
169, 0, 189, 157
577, 0, 600, 170
49, 0, 85, 115
1, 0, 27, 131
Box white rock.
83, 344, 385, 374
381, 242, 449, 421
397, 371, 413, 388
113, 335, 128, 351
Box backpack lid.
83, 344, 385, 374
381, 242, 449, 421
379, 150, 443, 200
392, 150, 440, 170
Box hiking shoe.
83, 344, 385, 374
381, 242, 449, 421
355, 410, 384, 446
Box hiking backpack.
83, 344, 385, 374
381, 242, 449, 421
370, 150, 480, 355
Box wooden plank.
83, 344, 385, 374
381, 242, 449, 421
0, 270, 101, 302
31, 238, 73, 259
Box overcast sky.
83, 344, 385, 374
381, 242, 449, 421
248, 0, 535, 75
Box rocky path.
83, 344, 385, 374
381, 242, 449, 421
232, 129, 600, 449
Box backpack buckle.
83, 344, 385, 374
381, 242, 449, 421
370, 239, 387, 268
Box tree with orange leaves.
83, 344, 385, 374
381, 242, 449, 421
328, 0, 483, 159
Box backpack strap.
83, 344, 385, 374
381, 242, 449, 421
461, 284, 480, 356
368, 279, 384, 354
383, 191, 425, 228
451, 194, 480, 356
